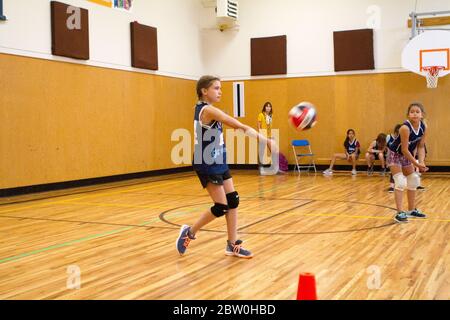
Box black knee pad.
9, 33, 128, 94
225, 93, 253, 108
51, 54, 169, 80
226, 191, 239, 209
211, 203, 229, 217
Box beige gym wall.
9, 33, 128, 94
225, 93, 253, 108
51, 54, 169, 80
1, 53, 449, 189
0, 53, 196, 189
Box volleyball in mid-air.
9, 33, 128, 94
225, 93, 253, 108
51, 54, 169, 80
288, 101, 317, 131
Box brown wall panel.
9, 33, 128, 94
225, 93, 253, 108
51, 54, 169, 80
251, 35, 287, 76
51, 1, 89, 60
334, 29, 374, 72
131, 21, 158, 70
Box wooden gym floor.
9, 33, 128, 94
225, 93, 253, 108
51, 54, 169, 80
0, 170, 449, 300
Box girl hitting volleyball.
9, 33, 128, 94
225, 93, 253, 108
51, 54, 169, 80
176, 76, 278, 258
323, 129, 360, 176
387, 102, 428, 223
365, 133, 387, 176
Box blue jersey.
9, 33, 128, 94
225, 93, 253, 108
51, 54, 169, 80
387, 120, 425, 155
386, 134, 397, 153
386, 134, 394, 145
345, 139, 360, 155
193, 101, 228, 174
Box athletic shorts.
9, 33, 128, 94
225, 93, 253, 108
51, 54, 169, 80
348, 152, 360, 160
387, 150, 411, 168
195, 170, 232, 189
372, 152, 385, 160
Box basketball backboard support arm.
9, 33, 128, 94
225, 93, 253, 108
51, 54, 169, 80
409, 10, 450, 39
0, 0, 6, 21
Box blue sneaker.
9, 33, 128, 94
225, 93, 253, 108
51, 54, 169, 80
176, 225, 195, 256
225, 240, 253, 259
406, 208, 427, 219
394, 211, 409, 223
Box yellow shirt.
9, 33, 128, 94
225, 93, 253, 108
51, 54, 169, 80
258, 112, 272, 137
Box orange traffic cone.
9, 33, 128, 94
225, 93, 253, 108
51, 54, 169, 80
296, 272, 317, 300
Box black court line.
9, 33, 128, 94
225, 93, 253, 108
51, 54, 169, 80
154, 193, 399, 211
258, 197, 398, 211
0, 196, 399, 236
0, 214, 162, 229
237, 201, 315, 231
158, 202, 313, 230
158, 201, 398, 235
3, 170, 446, 206
0, 173, 196, 206
238, 222, 397, 235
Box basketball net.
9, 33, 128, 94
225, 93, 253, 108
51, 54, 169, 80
423, 66, 444, 88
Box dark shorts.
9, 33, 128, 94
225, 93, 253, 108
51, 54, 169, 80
372, 152, 385, 160
348, 152, 360, 160
195, 170, 232, 189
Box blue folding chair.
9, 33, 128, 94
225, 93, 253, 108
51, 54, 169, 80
291, 140, 316, 173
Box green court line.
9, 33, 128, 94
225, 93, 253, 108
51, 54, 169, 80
0, 203, 211, 265
0, 226, 133, 264
0, 181, 286, 265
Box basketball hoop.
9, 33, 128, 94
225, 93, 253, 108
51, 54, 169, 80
422, 66, 444, 88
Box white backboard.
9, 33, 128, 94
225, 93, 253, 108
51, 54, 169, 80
402, 30, 450, 77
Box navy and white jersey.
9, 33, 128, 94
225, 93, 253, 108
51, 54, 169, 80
386, 134, 395, 145
386, 134, 398, 151
345, 139, 360, 155
193, 101, 228, 174
388, 120, 426, 155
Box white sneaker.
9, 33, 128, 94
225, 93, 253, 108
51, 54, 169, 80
351, 169, 357, 175
323, 168, 333, 175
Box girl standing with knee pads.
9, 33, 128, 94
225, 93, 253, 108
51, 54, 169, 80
387, 103, 429, 223
176, 75, 278, 258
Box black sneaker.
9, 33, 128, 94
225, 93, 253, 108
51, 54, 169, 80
388, 187, 394, 193
406, 208, 427, 219
367, 166, 374, 176
417, 186, 426, 191
394, 211, 409, 223
380, 168, 387, 176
